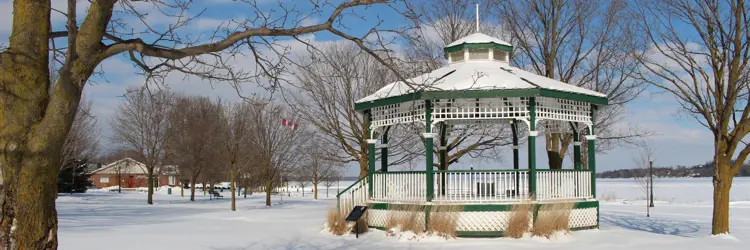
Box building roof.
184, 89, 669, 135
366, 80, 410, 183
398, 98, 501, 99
355, 61, 607, 105
446, 32, 512, 47
91, 158, 179, 175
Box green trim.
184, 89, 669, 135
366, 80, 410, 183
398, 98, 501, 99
528, 97, 537, 199
354, 89, 608, 111
425, 100, 434, 202
381, 129, 389, 172
539, 89, 608, 105
443, 43, 513, 53
354, 92, 422, 110
589, 105, 597, 198
571, 225, 599, 231
536, 169, 592, 172
373, 171, 430, 174
434, 169, 528, 173
367, 200, 599, 212
368, 142, 376, 197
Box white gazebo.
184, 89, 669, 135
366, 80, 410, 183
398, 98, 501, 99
337, 32, 606, 237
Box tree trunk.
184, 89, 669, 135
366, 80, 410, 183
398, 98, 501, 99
190, 177, 197, 201
147, 167, 154, 205
358, 157, 368, 178
203, 181, 207, 196
243, 181, 248, 198
265, 180, 273, 206
314, 183, 318, 200
712, 149, 733, 234
230, 162, 236, 211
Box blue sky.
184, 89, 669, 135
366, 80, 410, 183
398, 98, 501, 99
0, 1, 717, 176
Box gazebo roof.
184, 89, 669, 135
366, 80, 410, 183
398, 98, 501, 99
355, 61, 608, 110
444, 32, 513, 53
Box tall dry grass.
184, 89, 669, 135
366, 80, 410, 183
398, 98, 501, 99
326, 207, 349, 235
385, 204, 425, 233
504, 202, 533, 238
531, 202, 574, 238
427, 205, 463, 238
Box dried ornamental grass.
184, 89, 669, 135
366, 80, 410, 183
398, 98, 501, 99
326, 207, 349, 235
385, 203, 425, 234
504, 202, 533, 239
427, 205, 463, 238
531, 202, 574, 238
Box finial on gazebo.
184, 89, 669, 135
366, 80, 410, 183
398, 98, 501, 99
475, 3, 480, 33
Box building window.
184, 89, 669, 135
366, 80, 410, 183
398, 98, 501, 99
450, 51, 464, 62
469, 48, 489, 60
168, 176, 176, 185
100, 176, 110, 183
494, 50, 508, 61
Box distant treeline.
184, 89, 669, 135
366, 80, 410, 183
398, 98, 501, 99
597, 161, 750, 178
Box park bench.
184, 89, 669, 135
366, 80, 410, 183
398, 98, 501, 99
210, 191, 223, 199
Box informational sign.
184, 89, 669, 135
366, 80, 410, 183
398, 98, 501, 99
345, 206, 368, 222
345, 206, 368, 238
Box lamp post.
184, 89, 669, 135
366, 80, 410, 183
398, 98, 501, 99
649, 157, 654, 208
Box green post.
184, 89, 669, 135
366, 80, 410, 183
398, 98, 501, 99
367, 139, 377, 198
425, 100, 434, 202
573, 125, 582, 170
587, 106, 597, 199
381, 128, 389, 172
511, 121, 520, 194
528, 98, 537, 199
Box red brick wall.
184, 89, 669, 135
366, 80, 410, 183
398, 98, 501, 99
89, 174, 181, 188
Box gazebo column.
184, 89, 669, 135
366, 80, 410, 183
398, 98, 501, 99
511, 120, 520, 194
528, 98, 537, 199
425, 100, 435, 202
381, 127, 389, 172
573, 125, 582, 170
439, 122, 447, 195
367, 138, 377, 198
587, 107, 597, 198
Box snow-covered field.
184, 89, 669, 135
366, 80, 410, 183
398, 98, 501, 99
58, 178, 749, 250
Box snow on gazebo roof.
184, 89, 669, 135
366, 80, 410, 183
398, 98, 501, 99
355, 33, 608, 110
446, 32, 512, 48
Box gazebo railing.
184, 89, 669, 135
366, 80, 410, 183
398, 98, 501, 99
336, 175, 368, 213
433, 170, 530, 203
372, 171, 427, 202
536, 169, 592, 201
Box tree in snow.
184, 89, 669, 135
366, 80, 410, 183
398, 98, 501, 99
0, 0, 417, 247
303, 143, 340, 200
110, 88, 173, 205
248, 102, 311, 206
493, 0, 651, 170
60, 100, 100, 173
167, 96, 223, 202
632, 0, 750, 234
57, 159, 93, 194
218, 101, 255, 211
322, 169, 342, 198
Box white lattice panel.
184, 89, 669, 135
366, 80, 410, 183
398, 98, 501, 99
569, 207, 598, 229
456, 211, 515, 231
367, 208, 389, 228
371, 101, 426, 128
432, 97, 530, 122
536, 97, 591, 124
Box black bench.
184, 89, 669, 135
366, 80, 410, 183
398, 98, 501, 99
210, 191, 223, 199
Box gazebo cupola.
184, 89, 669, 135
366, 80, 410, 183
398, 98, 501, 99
444, 32, 513, 64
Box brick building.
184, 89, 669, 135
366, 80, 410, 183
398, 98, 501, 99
90, 158, 181, 189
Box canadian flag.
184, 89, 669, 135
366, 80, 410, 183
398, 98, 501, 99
281, 118, 298, 130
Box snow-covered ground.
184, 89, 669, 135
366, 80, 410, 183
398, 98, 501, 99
58, 178, 749, 250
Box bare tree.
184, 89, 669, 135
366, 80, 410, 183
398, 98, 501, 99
60, 100, 100, 171
494, 0, 649, 169
632, 0, 750, 234
248, 102, 311, 206
0, 1, 418, 247
110, 89, 173, 205
167, 96, 222, 202
632, 145, 656, 217
323, 169, 341, 198
303, 144, 339, 200
218, 101, 254, 211
291, 43, 419, 177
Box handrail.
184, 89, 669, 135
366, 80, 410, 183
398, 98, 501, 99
336, 175, 367, 199
536, 169, 592, 172
434, 169, 530, 173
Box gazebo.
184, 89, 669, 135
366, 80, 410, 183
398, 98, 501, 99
337, 32, 606, 237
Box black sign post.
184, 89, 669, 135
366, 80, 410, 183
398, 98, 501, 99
345, 206, 368, 238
